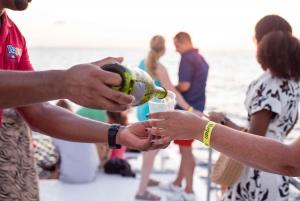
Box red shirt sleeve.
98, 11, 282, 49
18, 37, 34, 71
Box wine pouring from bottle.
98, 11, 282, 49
102, 62, 168, 106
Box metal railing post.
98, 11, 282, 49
207, 147, 213, 201
289, 177, 300, 191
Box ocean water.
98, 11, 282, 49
28, 47, 299, 141
28, 47, 300, 200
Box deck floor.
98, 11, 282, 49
39, 148, 216, 201
39, 171, 210, 201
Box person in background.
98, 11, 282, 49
52, 100, 99, 183
135, 35, 203, 201
76, 107, 108, 168
77, 107, 107, 123
146, 15, 300, 201
158, 32, 209, 201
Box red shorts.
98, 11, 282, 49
109, 145, 126, 159
174, 139, 194, 147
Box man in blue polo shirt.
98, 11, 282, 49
160, 32, 209, 201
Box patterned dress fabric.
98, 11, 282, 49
0, 109, 39, 201
221, 71, 300, 201
33, 135, 59, 178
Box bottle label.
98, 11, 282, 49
131, 81, 146, 106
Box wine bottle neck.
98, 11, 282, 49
154, 87, 167, 99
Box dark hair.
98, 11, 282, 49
257, 31, 300, 81
56, 99, 72, 111
255, 15, 292, 43
174, 32, 192, 43
106, 111, 128, 126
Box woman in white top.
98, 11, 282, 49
203, 15, 299, 201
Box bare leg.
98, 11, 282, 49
173, 152, 184, 186
136, 149, 160, 196
179, 146, 195, 193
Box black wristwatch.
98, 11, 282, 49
221, 117, 229, 125
108, 124, 121, 149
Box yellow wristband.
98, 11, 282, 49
203, 121, 216, 147
187, 106, 194, 112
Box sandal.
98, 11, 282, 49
135, 190, 161, 201
147, 179, 160, 186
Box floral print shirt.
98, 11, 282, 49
222, 71, 300, 201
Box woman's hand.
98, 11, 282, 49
146, 110, 208, 144
117, 122, 170, 151
208, 111, 226, 124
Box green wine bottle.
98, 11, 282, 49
102, 62, 167, 106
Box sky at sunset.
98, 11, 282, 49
7, 0, 300, 50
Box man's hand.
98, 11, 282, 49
62, 57, 134, 111
117, 122, 170, 151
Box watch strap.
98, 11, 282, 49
108, 124, 121, 149
221, 117, 229, 125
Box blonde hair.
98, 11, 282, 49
146, 35, 165, 78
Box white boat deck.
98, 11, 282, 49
39, 147, 217, 201
39, 170, 209, 201
38, 142, 300, 201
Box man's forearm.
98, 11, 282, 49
16, 102, 111, 143
0, 70, 64, 108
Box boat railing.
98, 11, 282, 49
289, 177, 300, 191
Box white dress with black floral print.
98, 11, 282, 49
221, 71, 300, 201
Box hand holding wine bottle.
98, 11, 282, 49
102, 62, 168, 106
63, 57, 135, 111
